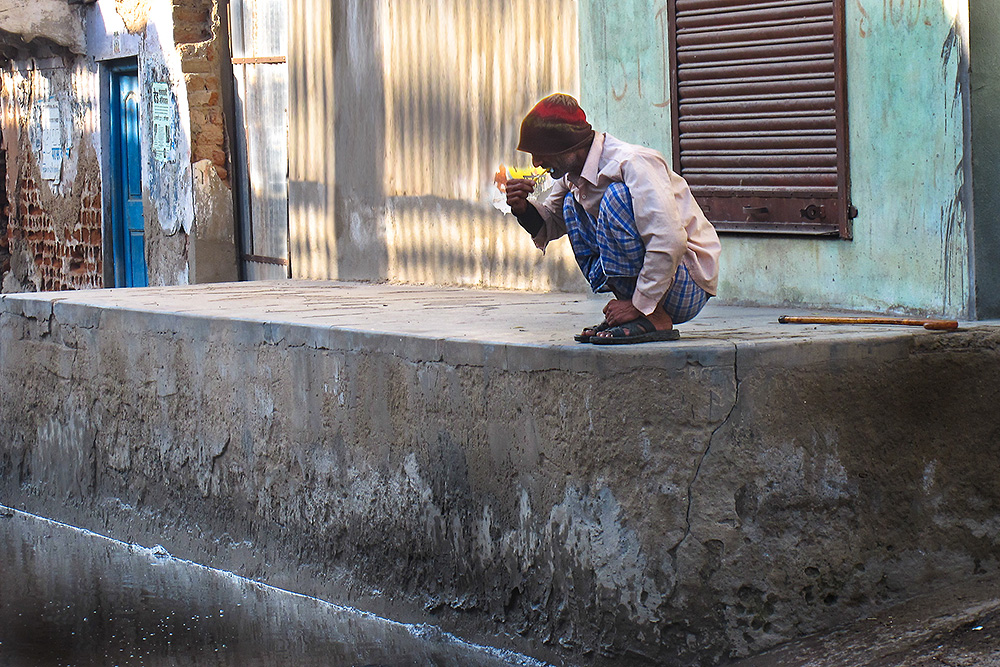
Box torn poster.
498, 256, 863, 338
151, 82, 173, 162
39, 101, 63, 182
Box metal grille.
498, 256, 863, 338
230, 0, 290, 279
668, 0, 852, 236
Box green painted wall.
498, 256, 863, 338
580, 0, 973, 318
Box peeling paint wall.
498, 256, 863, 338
0, 51, 104, 292
580, 0, 975, 319
0, 0, 237, 293
130, 0, 238, 286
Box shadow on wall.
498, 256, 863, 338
289, 0, 583, 291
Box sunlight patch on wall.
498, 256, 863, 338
381, 0, 582, 291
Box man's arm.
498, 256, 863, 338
505, 179, 543, 235
515, 204, 544, 236
506, 177, 570, 248
622, 155, 689, 315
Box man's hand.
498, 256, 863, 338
603, 298, 643, 326
505, 178, 535, 216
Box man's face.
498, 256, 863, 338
531, 148, 584, 180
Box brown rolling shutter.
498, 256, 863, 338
668, 0, 853, 237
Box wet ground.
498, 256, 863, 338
726, 573, 1000, 667
0, 507, 545, 667
5, 507, 1000, 667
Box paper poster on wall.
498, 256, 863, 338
151, 82, 173, 162
40, 101, 63, 182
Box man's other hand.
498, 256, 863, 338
505, 179, 535, 216
603, 298, 643, 326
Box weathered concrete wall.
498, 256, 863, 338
580, 0, 975, 320
3, 290, 1000, 665
0, 0, 86, 55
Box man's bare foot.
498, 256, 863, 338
574, 321, 611, 342
594, 305, 672, 339
581, 322, 609, 336
644, 306, 673, 331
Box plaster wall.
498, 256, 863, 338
0, 0, 86, 54
580, 0, 973, 319
4, 291, 1000, 664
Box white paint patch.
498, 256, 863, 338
346, 0, 375, 86
34, 414, 94, 496
922, 460, 938, 493
547, 485, 667, 622
349, 210, 371, 249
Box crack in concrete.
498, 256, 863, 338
680, 341, 741, 549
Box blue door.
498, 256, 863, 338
110, 66, 147, 287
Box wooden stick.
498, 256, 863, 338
778, 315, 959, 331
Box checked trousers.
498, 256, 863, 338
562, 182, 710, 324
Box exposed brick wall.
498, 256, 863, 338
9, 167, 102, 292
1, 60, 104, 293
174, 0, 230, 183
0, 147, 9, 279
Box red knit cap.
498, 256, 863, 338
517, 93, 594, 155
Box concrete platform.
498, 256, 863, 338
0, 279, 964, 354
3, 281, 1000, 666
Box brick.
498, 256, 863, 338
187, 90, 217, 107
181, 57, 214, 74
173, 7, 210, 23
189, 109, 211, 124
195, 124, 225, 144
174, 25, 210, 43
185, 73, 220, 90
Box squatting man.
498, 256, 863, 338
505, 93, 721, 344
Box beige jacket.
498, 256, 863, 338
532, 132, 721, 315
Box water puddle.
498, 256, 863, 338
0, 507, 546, 667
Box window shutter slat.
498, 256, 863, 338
676, 0, 832, 15
678, 59, 835, 82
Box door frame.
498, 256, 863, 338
105, 58, 145, 287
